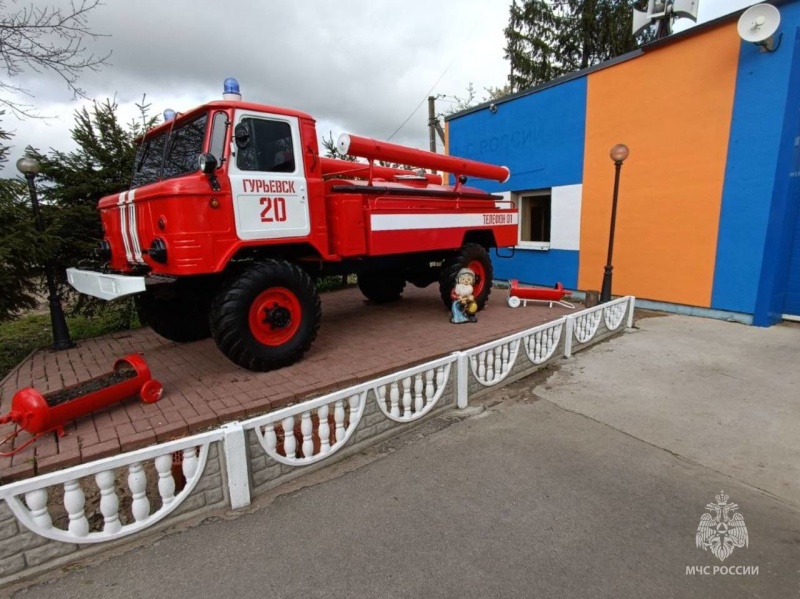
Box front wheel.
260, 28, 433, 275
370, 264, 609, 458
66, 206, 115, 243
439, 243, 494, 311
210, 260, 321, 371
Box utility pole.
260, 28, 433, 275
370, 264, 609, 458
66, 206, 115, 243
428, 96, 437, 153
427, 96, 446, 155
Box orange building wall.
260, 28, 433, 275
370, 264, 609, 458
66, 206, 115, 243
579, 24, 740, 306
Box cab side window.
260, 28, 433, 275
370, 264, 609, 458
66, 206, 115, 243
235, 117, 295, 173
208, 111, 228, 166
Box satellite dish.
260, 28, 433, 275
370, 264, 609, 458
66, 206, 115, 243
737, 3, 782, 51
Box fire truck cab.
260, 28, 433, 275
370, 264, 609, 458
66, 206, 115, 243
67, 79, 518, 372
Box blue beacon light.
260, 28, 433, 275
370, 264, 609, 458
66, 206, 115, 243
224, 78, 240, 95
163, 109, 176, 122
223, 78, 242, 101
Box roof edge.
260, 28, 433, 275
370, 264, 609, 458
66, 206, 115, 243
446, 0, 794, 122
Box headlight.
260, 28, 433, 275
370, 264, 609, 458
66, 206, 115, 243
96, 239, 112, 262
147, 238, 167, 264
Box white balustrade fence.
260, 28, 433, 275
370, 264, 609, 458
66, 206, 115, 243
0, 431, 221, 544
0, 296, 634, 558
243, 355, 455, 472
564, 296, 633, 358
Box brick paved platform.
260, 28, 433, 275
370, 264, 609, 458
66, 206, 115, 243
0, 285, 574, 482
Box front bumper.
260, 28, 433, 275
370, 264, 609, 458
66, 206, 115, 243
66, 268, 146, 301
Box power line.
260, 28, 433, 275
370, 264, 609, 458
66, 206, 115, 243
385, 5, 490, 142
386, 61, 457, 141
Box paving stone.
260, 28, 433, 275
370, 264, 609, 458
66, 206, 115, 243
80, 439, 122, 462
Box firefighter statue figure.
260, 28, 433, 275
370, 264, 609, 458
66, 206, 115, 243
450, 268, 479, 324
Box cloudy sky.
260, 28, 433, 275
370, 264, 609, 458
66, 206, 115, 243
2, 0, 757, 171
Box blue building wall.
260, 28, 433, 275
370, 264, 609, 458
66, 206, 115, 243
754, 21, 800, 324
492, 249, 580, 289
712, 2, 800, 318
449, 78, 587, 287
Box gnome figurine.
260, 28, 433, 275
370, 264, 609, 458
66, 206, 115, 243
450, 268, 479, 324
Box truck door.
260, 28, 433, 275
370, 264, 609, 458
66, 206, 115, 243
227, 110, 310, 241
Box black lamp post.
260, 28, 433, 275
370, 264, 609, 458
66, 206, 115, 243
600, 143, 630, 304
16, 157, 75, 350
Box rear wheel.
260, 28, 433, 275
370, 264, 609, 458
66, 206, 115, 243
439, 243, 493, 311
135, 287, 212, 342
210, 260, 321, 371
357, 271, 406, 304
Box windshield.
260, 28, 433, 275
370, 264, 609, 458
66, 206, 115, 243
131, 113, 209, 189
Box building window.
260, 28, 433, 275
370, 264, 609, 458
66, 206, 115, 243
515, 189, 551, 249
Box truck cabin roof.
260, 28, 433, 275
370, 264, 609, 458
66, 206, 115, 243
134, 100, 315, 143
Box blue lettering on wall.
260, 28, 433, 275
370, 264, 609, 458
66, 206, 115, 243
448, 77, 587, 193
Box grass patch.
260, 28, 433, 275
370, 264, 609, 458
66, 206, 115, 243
0, 310, 141, 383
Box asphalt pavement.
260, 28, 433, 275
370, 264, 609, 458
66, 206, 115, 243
8, 314, 800, 599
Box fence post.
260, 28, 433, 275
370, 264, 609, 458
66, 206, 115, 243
456, 352, 469, 409
627, 296, 636, 329
564, 317, 574, 358
222, 422, 251, 510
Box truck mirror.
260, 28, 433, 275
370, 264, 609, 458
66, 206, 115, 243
198, 153, 218, 174
234, 123, 250, 149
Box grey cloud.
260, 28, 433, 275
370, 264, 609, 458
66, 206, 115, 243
67, 0, 479, 147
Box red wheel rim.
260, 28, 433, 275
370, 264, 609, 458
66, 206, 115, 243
467, 259, 487, 297
248, 287, 302, 346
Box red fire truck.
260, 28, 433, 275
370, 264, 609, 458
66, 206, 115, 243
67, 79, 517, 371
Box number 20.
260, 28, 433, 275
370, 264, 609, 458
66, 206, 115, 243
260, 197, 287, 222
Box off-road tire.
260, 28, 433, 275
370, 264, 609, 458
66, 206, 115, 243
135, 289, 212, 342
439, 243, 493, 311
209, 260, 321, 371
358, 271, 407, 304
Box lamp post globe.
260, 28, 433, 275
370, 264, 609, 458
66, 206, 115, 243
16, 156, 40, 176
609, 144, 630, 164
600, 144, 629, 303
17, 156, 75, 350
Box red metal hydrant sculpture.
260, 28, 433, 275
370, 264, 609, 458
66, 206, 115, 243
507, 279, 575, 309
0, 353, 163, 456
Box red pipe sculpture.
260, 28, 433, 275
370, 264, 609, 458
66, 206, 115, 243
337, 134, 510, 183
0, 353, 163, 456
319, 157, 443, 184
507, 280, 574, 309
